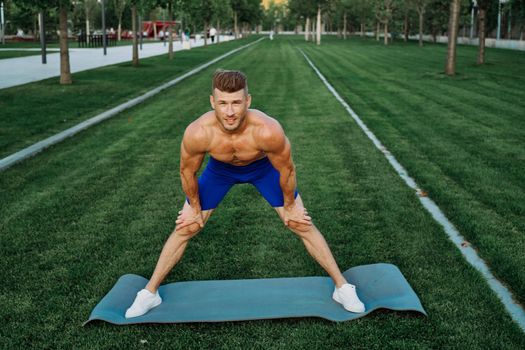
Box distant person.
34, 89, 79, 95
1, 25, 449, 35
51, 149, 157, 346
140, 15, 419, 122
210, 27, 217, 43
159, 29, 165, 41
125, 69, 366, 318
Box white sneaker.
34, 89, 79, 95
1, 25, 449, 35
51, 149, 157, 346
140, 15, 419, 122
332, 283, 365, 313
125, 289, 162, 318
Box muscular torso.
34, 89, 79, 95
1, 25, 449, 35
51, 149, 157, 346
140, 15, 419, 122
193, 109, 274, 166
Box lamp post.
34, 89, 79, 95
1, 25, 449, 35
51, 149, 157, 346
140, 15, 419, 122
470, 0, 477, 40
497, 0, 508, 40
39, 11, 46, 63
1, 2, 5, 45
99, 0, 107, 55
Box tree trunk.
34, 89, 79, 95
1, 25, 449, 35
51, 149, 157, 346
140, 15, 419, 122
132, 5, 139, 67
384, 21, 388, 45
477, 8, 486, 65
361, 22, 365, 37
419, 9, 424, 47
445, 0, 461, 75
153, 21, 157, 40
316, 5, 321, 45
180, 17, 184, 43
404, 11, 408, 42
85, 18, 90, 44
305, 17, 310, 41
234, 12, 238, 39
34, 14, 38, 41
59, 5, 72, 85
376, 21, 380, 41
118, 19, 122, 41
343, 12, 347, 39
85, 3, 91, 44
168, 2, 173, 59
204, 21, 208, 47
217, 19, 220, 43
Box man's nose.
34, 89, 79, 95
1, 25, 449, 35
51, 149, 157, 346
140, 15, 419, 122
226, 104, 234, 116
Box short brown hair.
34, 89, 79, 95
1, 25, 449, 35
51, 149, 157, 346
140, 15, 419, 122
212, 69, 248, 94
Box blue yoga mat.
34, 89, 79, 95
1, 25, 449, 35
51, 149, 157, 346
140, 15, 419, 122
84, 263, 426, 325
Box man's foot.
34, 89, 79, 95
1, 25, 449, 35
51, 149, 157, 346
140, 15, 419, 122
125, 289, 162, 318
332, 283, 365, 313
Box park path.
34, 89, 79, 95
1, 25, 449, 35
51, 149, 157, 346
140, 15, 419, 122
0, 35, 234, 90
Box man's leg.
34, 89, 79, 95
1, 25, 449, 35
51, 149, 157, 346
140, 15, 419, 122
275, 195, 365, 312
145, 201, 214, 293
125, 202, 213, 318
274, 195, 347, 288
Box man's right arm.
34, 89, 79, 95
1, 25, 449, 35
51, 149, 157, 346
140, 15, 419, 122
178, 123, 208, 227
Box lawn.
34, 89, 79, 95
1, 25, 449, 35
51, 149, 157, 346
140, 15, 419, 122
298, 35, 525, 307
0, 36, 259, 159
1, 37, 524, 348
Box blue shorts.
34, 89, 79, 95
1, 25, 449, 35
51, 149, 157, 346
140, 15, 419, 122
194, 156, 298, 210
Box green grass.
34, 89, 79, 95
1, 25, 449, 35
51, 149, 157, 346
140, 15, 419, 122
297, 35, 525, 307
1, 37, 524, 348
0, 36, 259, 159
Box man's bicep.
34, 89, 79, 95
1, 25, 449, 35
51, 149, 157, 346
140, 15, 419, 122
266, 137, 294, 172
180, 138, 205, 172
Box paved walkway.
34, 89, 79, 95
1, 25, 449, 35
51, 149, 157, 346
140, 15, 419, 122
0, 36, 234, 89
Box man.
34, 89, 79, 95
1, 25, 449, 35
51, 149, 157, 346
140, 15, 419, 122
209, 27, 217, 43
125, 70, 365, 318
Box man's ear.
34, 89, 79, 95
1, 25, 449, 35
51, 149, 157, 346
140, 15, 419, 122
246, 94, 252, 108
210, 94, 215, 109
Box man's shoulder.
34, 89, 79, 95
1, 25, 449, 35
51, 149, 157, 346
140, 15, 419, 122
183, 112, 215, 146
249, 109, 282, 132
249, 110, 285, 144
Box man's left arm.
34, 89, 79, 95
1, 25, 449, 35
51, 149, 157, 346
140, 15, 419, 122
261, 123, 311, 226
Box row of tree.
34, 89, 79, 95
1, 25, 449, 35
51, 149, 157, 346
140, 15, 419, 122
271, 0, 525, 74
7, 0, 263, 84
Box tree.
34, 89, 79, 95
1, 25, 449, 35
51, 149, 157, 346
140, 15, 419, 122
288, 0, 317, 41
375, 0, 396, 45
350, 0, 374, 37
83, 0, 97, 41
212, 0, 232, 43
131, 0, 139, 66
114, 0, 128, 41
410, 0, 431, 46
427, 0, 450, 43
186, 0, 214, 46
18, 0, 72, 84
445, 0, 461, 75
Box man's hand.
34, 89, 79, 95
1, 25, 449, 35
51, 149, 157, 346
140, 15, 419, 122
283, 201, 312, 227
175, 205, 204, 230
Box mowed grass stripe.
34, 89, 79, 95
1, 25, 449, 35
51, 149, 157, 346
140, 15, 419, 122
299, 36, 525, 305
1, 38, 525, 348
324, 48, 525, 209
301, 40, 524, 220
318, 42, 525, 131
0, 36, 260, 159
303, 43, 525, 205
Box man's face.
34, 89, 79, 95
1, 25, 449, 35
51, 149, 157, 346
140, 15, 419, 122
210, 88, 251, 132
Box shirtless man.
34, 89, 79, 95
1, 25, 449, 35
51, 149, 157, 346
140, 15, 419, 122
125, 70, 365, 318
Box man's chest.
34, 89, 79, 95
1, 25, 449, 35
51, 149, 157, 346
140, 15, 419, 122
208, 135, 264, 164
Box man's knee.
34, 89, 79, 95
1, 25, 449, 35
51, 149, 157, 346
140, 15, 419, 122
173, 223, 203, 240
287, 221, 313, 236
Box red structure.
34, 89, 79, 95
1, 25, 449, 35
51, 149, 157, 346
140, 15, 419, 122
141, 21, 179, 38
